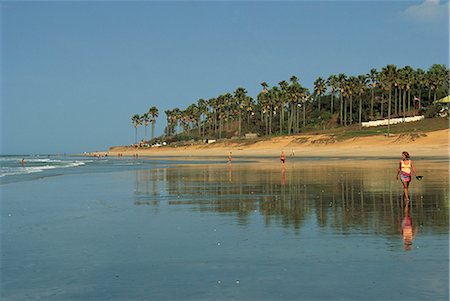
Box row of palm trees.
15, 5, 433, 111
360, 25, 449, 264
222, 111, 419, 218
131, 64, 448, 143
131, 106, 159, 144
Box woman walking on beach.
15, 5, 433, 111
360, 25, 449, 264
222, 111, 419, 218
280, 151, 286, 165
227, 151, 232, 164
396, 151, 417, 201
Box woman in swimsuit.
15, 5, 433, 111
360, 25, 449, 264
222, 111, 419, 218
396, 151, 417, 201
280, 151, 286, 164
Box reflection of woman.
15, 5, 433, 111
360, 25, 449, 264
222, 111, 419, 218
396, 151, 417, 201
401, 201, 418, 251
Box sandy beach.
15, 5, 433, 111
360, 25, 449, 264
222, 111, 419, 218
105, 128, 449, 158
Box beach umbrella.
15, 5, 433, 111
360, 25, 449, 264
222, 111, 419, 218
433, 95, 450, 104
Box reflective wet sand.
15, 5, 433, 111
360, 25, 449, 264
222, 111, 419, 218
2, 159, 448, 300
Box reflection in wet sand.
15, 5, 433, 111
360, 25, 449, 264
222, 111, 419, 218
402, 200, 418, 251
133, 159, 448, 239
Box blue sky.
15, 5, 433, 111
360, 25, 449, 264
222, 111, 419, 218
1, 1, 448, 154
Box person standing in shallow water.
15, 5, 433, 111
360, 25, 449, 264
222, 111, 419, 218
280, 151, 286, 165
396, 151, 417, 201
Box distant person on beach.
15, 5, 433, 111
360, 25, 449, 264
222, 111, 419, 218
280, 151, 286, 164
21, 158, 25, 167
396, 151, 417, 201
227, 152, 232, 164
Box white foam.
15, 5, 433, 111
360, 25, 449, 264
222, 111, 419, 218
0, 160, 86, 178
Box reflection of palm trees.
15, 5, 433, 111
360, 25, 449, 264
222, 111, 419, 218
131, 163, 448, 235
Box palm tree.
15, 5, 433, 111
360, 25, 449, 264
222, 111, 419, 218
414, 68, 426, 111
172, 107, 181, 134
164, 110, 173, 137
380, 64, 397, 136
261, 82, 269, 94
327, 74, 338, 116
142, 113, 150, 142
287, 76, 302, 134
314, 77, 327, 112
355, 75, 368, 126
243, 96, 254, 128
197, 99, 208, 138
402, 66, 414, 114
185, 104, 200, 136
301, 91, 311, 127
258, 87, 272, 136
278, 80, 289, 135
131, 114, 142, 144
148, 106, 159, 141
368, 68, 378, 119
347, 76, 357, 125
428, 64, 448, 102
233, 87, 248, 137
337, 73, 347, 126
269, 86, 280, 134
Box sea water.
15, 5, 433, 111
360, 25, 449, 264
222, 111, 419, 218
1, 156, 448, 300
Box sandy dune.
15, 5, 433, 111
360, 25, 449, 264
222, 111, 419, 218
102, 129, 449, 159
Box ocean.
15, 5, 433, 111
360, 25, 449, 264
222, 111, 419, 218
1, 155, 448, 300
0, 155, 214, 184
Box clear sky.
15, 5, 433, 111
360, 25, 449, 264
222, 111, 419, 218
1, 0, 448, 154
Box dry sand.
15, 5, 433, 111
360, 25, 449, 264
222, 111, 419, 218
102, 129, 449, 159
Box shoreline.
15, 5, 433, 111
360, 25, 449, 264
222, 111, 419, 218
92, 128, 449, 159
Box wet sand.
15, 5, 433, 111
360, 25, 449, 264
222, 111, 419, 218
2, 158, 448, 300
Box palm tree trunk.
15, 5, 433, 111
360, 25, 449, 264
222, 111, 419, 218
331, 94, 334, 115
239, 113, 242, 137
407, 90, 411, 112
135, 127, 137, 144
303, 103, 306, 127
280, 106, 283, 135
265, 113, 268, 136
260, 109, 264, 124
289, 103, 294, 134
370, 88, 374, 119
151, 122, 155, 140
394, 88, 398, 115
403, 90, 406, 120
349, 95, 353, 124
269, 107, 272, 135
340, 94, 343, 126
387, 87, 392, 137
359, 95, 362, 126
344, 98, 347, 126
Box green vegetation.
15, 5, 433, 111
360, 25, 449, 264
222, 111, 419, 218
131, 64, 449, 145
